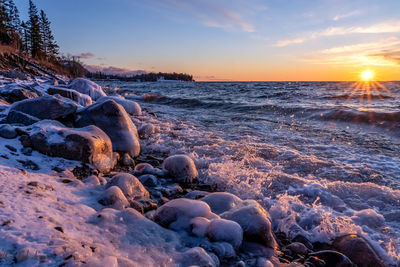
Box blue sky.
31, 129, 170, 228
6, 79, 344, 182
16, 0, 400, 81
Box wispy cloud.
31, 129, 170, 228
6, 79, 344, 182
74, 52, 95, 59
370, 49, 400, 64
332, 10, 361, 21
150, 0, 256, 32
274, 20, 400, 47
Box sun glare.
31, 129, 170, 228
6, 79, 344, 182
361, 70, 374, 81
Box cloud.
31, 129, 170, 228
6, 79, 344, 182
74, 52, 95, 59
370, 49, 400, 64
151, 0, 255, 32
275, 20, 400, 47
274, 38, 305, 47
85, 65, 147, 76
332, 10, 361, 21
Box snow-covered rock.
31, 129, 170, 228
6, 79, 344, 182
6, 110, 40, 125
201, 192, 243, 215
180, 247, 219, 267
154, 198, 217, 231
106, 173, 149, 200
138, 123, 158, 139
221, 200, 277, 249
68, 78, 106, 100
97, 96, 142, 116
190, 217, 211, 237
7, 95, 77, 122
75, 99, 141, 158
25, 120, 116, 172
48, 86, 92, 106
206, 219, 243, 249
98, 186, 130, 210
162, 154, 198, 183
0, 85, 38, 103
0, 124, 17, 139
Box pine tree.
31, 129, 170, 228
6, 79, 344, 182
40, 10, 58, 61
6, 0, 21, 33
0, 0, 11, 44
28, 0, 43, 58
21, 21, 29, 53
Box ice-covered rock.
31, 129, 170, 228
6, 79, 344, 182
154, 198, 217, 231
75, 100, 140, 158
7, 95, 77, 121
106, 173, 149, 200
97, 96, 142, 116
68, 78, 106, 100
185, 190, 210, 200
98, 186, 130, 210
221, 200, 277, 249
206, 219, 243, 249
306, 250, 353, 267
138, 123, 158, 139
181, 247, 219, 267
333, 235, 384, 267
48, 86, 93, 106
6, 110, 40, 125
209, 242, 236, 260
201, 192, 243, 214
0, 124, 17, 139
285, 242, 308, 255
190, 217, 211, 237
25, 120, 116, 172
0, 85, 38, 103
162, 154, 198, 183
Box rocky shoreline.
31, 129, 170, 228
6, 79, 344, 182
0, 74, 386, 266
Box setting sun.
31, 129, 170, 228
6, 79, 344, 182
361, 70, 374, 81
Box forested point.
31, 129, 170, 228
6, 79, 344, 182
87, 72, 194, 82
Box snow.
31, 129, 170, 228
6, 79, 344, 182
162, 154, 199, 183
97, 96, 142, 116
68, 78, 106, 100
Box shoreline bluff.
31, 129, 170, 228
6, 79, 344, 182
0, 74, 386, 267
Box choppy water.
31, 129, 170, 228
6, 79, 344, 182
100, 81, 400, 265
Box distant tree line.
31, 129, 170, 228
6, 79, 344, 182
0, 0, 59, 61
87, 72, 194, 82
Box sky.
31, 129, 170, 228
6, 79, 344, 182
16, 0, 400, 81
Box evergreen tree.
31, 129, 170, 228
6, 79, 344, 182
6, 0, 21, 33
28, 0, 43, 58
0, 0, 11, 44
21, 21, 29, 53
40, 10, 58, 60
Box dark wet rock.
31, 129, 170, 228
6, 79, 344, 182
185, 190, 210, 200
201, 192, 243, 215
21, 147, 32, 156
332, 235, 384, 267
161, 184, 184, 198
75, 100, 140, 158
221, 200, 277, 249
47, 86, 92, 106
0, 85, 37, 103
306, 250, 354, 267
0, 124, 17, 139
6, 110, 40, 126
285, 242, 309, 255
137, 198, 158, 213
106, 173, 149, 200
293, 235, 314, 250
68, 78, 106, 100
5, 144, 17, 152
17, 159, 39, 170
97, 96, 141, 115
138, 174, 159, 187
7, 95, 77, 121
121, 153, 135, 167
98, 186, 129, 210
25, 121, 116, 172
162, 154, 198, 183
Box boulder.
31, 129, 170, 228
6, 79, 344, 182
98, 186, 129, 210
221, 200, 277, 249
154, 198, 217, 231
0, 124, 17, 139
138, 174, 159, 187
138, 123, 158, 139
47, 86, 92, 106
6, 110, 40, 126
68, 78, 106, 100
106, 173, 149, 200
0, 85, 38, 103
162, 155, 198, 183
201, 192, 243, 214
97, 96, 142, 116
332, 235, 384, 267
206, 219, 243, 249
181, 247, 218, 267
7, 95, 77, 121
75, 100, 140, 158
306, 250, 354, 267
26, 120, 116, 172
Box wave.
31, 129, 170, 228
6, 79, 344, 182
324, 94, 394, 100
319, 108, 400, 126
